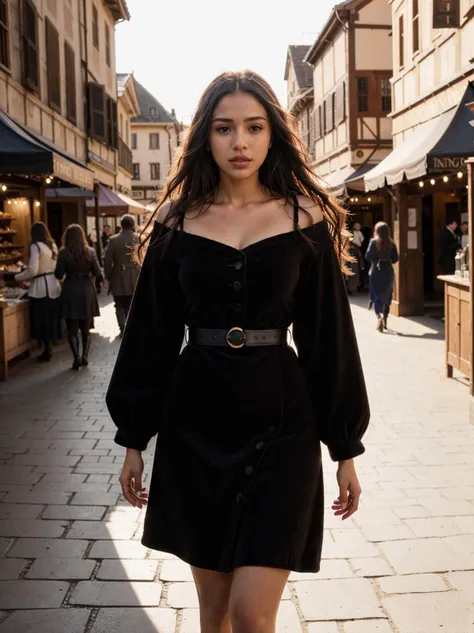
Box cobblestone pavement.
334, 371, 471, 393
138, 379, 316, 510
0, 295, 473, 633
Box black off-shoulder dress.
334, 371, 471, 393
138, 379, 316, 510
106, 202, 370, 573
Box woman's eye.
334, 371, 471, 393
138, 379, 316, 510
250, 125, 263, 132
216, 126, 230, 133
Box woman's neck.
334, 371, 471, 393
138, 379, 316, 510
214, 172, 267, 207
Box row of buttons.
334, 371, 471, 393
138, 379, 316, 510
234, 428, 278, 502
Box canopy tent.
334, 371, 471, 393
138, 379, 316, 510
85, 184, 145, 216
116, 191, 147, 214
321, 162, 381, 197
364, 82, 474, 192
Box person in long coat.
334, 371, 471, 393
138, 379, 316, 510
55, 224, 103, 370
365, 221, 399, 332
14, 222, 61, 361
439, 219, 461, 274
103, 214, 140, 335
105, 71, 370, 632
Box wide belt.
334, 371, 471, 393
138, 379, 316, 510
188, 327, 288, 349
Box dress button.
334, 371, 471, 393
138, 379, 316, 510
232, 281, 242, 292
236, 492, 244, 503
234, 260, 243, 270
269, 425, 276, 433
245, 466, 254, 476
234, 303, 242, 312
256, 441, 265, 451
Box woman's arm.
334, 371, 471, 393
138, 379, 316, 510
106, 221, 185, 451
364, 239, 376, 263
391, 243, 399, 264
15, 244, 40, 282
54, 250, 66, 280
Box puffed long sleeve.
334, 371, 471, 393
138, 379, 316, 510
293, 236, 370, 462
106, 223, 185, 451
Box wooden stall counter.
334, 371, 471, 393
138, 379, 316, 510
438, 275, 471, 379
0, 299, 31, 381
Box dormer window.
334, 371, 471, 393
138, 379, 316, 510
149, 107, 157, 116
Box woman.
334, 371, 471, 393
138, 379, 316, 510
55, 224, 102, 370
365, 221, 399, 332
106, 71, 370, 633
14, 222, 61, 361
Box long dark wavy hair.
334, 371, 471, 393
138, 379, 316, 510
30, 222, 57, 259
62, 224, 91, 262
139, 70, 351, 270
373, 221, 394, 252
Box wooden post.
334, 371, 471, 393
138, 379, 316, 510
391, 183, 408, 316
93, 182, 102, 266
467, 159, 474, 398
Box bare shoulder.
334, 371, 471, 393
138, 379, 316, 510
295, 195, 324, 229
156, 201, 174, 227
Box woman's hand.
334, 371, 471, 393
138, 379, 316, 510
332, 459, 362, 520
119, 449, 149, 509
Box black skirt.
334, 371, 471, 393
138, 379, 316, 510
30, 297, 62, 342
60, 278, 100, 320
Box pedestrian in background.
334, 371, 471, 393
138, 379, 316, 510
101, 224, 112, 251
55, 224, 103, 370
365, 221, 399, 332
106, 70, 369, 632
15, 222, 62, 362
104, 214, 140, 336
439, 218, 460, 274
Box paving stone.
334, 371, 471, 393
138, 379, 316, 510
167, 582, 199, 608
307, 624, 339, 633
96, 560, 158, 581
379, 538, 470, 574
420, 499, 474, 516
9, 454, 81, 467
180, 609, 200, 633
351, 557, 394, 577
7, 538, 89, 559
451, 516, 474, 533
405, 517, 465, 537
360, 524, 417, 542
42, 505, 106, 520
343, 621, 395, 633
378, 574, 449, 594
393, 506, 429, 519
90, 608, 176, 633
382, 592, 474, 633
71, 492, 120, 506
88, 540, 148, 559
0, 609, 91, 633
296, 578, 385, 620
26, 558, 96, 580
70, 580, 162, 606
160, 558, 194, 581
66, 520, 137, 540
148, 549, 177, 560
0, 540, 11, 556
290, 559, 353, 580
446, 571, 474, 597
0, 559, 27, 580
0, 519, 67, 538
0, 580, 69, 609
353, 508, 401, 526
321, 537, 380, 559
276, 600, 303, 632
0, 504, 42, 519
2, 490, 72, 504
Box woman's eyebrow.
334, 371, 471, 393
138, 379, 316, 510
211, 116, 267, 123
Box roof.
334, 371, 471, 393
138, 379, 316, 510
304, 0, 354, 65
116, 73, 131, 97
105, 0, 130, 21
285, 45, 313, 87
132, 80, 176, 124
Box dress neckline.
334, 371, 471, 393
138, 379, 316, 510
154, 219, 327, 255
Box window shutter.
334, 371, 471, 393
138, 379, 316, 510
325, 95, 334, 132
0, 0, 10, 70
106, 97, 118, 149
64, 42, 76, 123
314, 107, 321, 140
433, 0, 460, 28
334, 82, 346, 125
22, 0, 39, 94
88, 82, 106, 143
45, 19, 61, 113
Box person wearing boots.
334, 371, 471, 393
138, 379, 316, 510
15, 222, 62, 361
365, 222, 399, 332
104, 214, 140, 336
55, 224, 102, 370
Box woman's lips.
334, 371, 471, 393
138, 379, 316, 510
229, 158, 252, 169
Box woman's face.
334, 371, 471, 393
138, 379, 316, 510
208, 91, 272, 181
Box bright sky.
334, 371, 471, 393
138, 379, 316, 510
115, 0, 336, 124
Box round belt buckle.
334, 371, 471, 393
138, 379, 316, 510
226, 327, 246, 349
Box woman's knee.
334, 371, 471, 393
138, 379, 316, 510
191, 566, 231, 626
229, 599, 273, 633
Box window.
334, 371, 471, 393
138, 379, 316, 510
92, 4, 99, 49
433, 0, 460, 28
398, 15, 404, 69
125, 120, 129, 144
105, 23, 111, 66
21, 0, 39, 94
131, 133, 137, 149
64, 42, 76, 123
325, 94, 334, 132
323, 101, 327, 135
150, 163, 160, 180
149, 133, 160, 149
357, 77, 369, 112
132, 163, 140, 180
334, 81, 346, 125
88, 82, 106, 143
119, 113, 124, 136
45, 18, 60, 113
149, 107, 157, 116
381, 77, 391, 114
106, 96, 118, 149
0, 0, 10, 70
413, 0, 420, 54
318, 104, 323, 137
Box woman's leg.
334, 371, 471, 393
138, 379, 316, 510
79, 319, 91, 366
373, 301, 384, 331
191, 566, 233, 633
65, 319, 81, 369
229, 566, 289, 633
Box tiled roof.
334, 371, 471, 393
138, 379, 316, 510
132, 80, 175, 124
116, 73, 131, 97
288, 45, 313, 88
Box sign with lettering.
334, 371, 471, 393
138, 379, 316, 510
53, 154, 94, 190
428, 156, 467, 170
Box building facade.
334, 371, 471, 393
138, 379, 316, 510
130, 81, 181, 207
363, 0, 474, 315
303, 0, 393, 227
116, 73, 139, 196
284, 45, 314, 160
